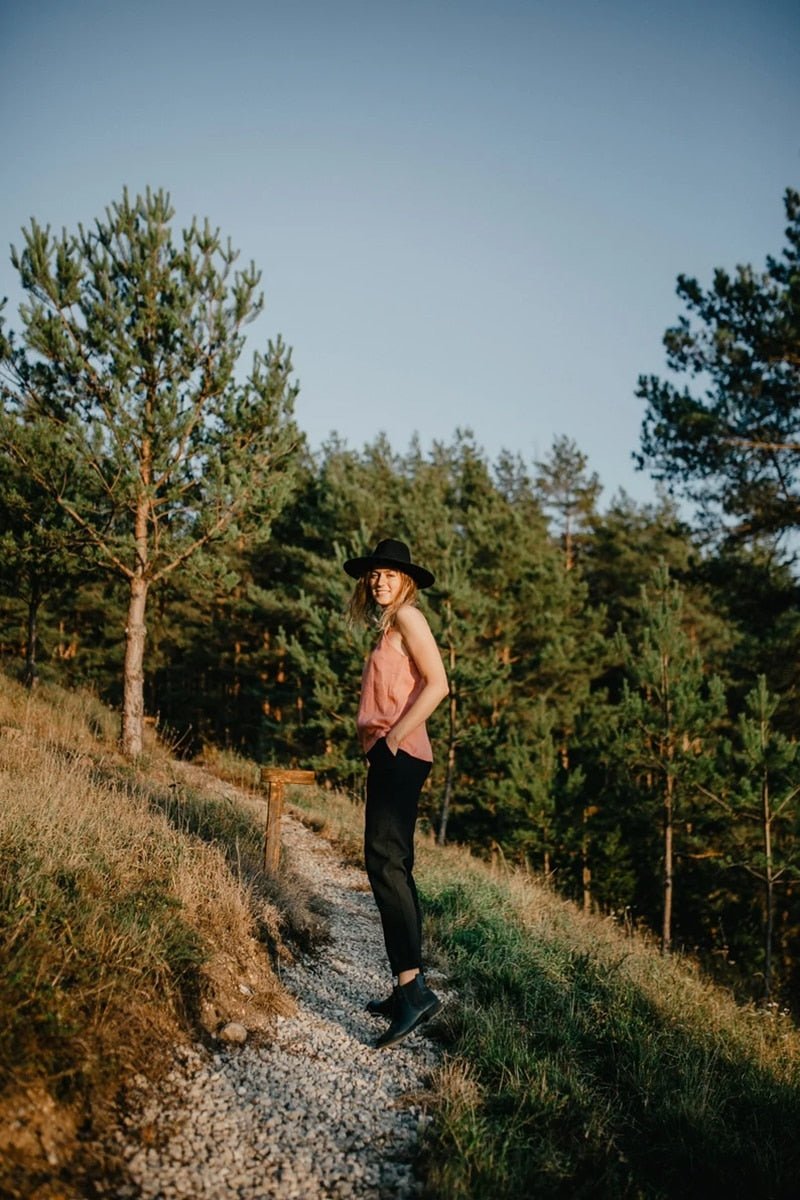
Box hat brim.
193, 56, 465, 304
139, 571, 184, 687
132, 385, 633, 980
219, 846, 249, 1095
343, 555, 435, 589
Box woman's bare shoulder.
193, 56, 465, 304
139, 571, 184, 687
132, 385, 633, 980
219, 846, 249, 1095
394, 604, 432, 635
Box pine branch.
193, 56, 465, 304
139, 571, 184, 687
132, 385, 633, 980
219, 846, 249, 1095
721, 437, 800, 455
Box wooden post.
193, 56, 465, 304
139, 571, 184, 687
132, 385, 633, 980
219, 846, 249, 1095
260, 767, 316, 873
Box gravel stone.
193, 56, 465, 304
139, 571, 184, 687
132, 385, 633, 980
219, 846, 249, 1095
119, 808, 450, 1198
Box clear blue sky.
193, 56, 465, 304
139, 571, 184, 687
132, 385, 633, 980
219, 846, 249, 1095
2, 0, 798, 510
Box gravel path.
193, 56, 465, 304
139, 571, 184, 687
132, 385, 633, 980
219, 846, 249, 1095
117, 808, 447, 1199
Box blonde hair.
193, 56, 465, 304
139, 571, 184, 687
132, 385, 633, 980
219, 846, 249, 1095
347, 571, 419, 631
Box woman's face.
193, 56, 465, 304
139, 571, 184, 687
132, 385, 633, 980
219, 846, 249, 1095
368, 568, 404, 608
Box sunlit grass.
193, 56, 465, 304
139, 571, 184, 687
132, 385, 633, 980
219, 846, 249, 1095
0, 673, 295, 1199
5, 676, 798, 1200
291, 782, 800, 1199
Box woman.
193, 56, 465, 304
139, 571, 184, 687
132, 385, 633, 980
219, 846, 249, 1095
344, 537, 449, 1049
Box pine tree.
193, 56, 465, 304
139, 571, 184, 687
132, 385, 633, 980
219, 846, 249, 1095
583, 490, 696, 630
637, 187, 800, 543
0, 426, 97, 685
700, 545, 800, 736
535, 435, 601, 572
0, 189, 299, 754
700, 676, 799, 1002
398, 435, 510, 843
615, 563, 726, 951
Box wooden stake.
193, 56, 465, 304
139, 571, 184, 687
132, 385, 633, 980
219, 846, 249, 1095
260, 767, 316, 873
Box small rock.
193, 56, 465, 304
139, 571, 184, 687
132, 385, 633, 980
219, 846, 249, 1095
218, 1021, 248, 1045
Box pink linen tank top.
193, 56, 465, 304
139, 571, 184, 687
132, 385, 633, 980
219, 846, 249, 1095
357, 630, 433, 762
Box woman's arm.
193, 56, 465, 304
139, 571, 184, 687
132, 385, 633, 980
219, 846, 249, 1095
385, 605, 449, 754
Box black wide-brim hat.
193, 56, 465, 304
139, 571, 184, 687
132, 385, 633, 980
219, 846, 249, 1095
343, 538, 435, 589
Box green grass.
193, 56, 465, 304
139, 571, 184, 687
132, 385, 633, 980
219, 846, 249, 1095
420, 873, 800, 1199
288, 785, 800, 1200
4, 680, 798, 1200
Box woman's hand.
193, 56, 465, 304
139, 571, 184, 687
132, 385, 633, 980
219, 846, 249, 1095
385, 730, 401, 756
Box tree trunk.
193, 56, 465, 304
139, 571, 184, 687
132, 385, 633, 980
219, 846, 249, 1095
762, 771, 774, 1003
564, 513, 574, 572
122, 574, 149, 756
662, 772, 674, 953
581, 806, 592, 913
122, 496, 150, 757
23, 586, 42, 689
660, 649, 674, 954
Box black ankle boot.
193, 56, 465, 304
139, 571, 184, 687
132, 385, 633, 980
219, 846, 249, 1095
365, 992, 394, 1017
375, 975, 441, 1049
366, 972, 428, 1019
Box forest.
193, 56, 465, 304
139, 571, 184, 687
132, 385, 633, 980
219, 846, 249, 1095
1, 185, 799, 1011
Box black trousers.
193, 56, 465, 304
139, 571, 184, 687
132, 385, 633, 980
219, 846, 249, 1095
364, 737, 432, 976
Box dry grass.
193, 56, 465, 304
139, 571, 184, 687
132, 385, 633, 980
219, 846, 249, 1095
0, 674, 298, 1200
288, 784, 366, 865
196, 744, 263, 792
7, 681, 798, 1199
0, 675, 120, 754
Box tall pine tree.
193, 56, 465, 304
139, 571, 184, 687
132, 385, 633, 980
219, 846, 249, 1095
0, 188, 299, 754
615, 563, 726, 951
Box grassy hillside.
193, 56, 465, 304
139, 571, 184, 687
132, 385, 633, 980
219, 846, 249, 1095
2, 675, 799, 1199
0, 675, 320, 1200
292, 792, 800, 1200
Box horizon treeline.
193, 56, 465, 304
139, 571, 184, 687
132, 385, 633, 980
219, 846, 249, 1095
1, 184, 798, 1012
2, 429, 799, 1007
